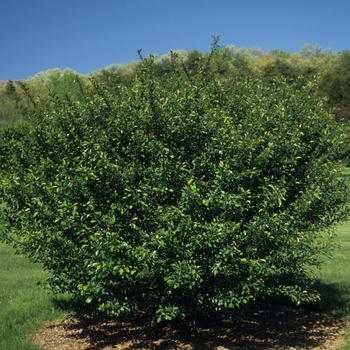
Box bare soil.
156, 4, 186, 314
31, 304, 349, 350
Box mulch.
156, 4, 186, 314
31, 304, 349, 349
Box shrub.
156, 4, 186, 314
1, 48, 349, 323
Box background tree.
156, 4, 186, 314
0, 80, 38, 127
45, 68, 86, 102
263, 58, 298, 85
90, 61, 140, 95
4, 80, 20, 102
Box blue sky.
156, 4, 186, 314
1, 0, 349, 81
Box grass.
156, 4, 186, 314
0, 243, 71, 350
308, 222, 350, 317
316, 221, 350, 350
306, 166, 350, 349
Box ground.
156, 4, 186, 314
31, 304, 349, 350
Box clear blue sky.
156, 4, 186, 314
1, 0, 349, 81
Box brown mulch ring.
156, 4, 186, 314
31, 304, 349, 350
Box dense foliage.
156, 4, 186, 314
0, 45, 349, 323
2, 44, 350, 127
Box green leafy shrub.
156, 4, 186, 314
1, 48, 349, 323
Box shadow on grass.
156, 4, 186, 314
302, 279, 350, 316
50, 295, 89, 316
260, 279, 350, 317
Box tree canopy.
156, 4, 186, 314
2, 43, 350, 125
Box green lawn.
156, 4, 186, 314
313, 221, 350, 350
307, 167, 350, 322
0, 243, 70, 350
310, 222, 350, 316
